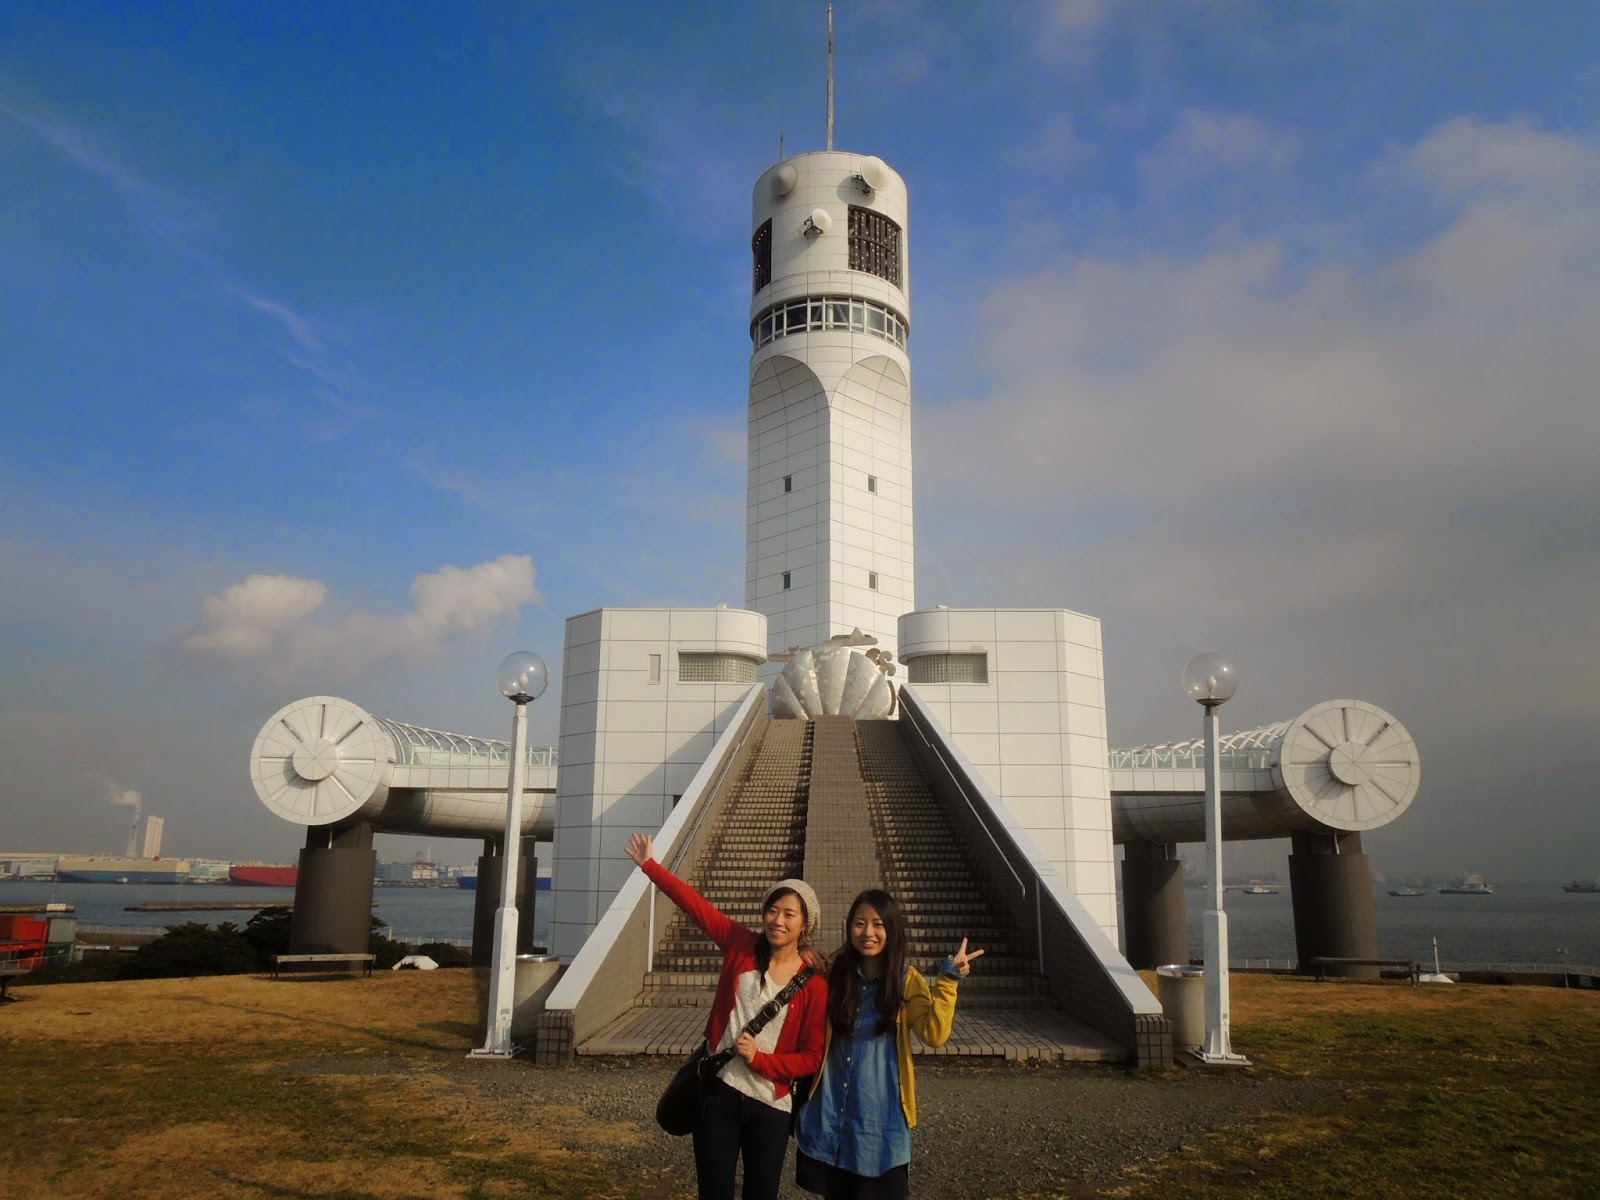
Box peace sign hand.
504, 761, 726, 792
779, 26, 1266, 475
950, 937, 985, 977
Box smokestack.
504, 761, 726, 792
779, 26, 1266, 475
141, 815, 165, 860
102, 782, 143, 855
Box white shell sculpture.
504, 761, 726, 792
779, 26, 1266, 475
770, 645, 895, 719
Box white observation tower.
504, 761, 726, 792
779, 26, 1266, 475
746, 151, 913, 664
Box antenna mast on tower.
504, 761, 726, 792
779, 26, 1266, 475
826, 4, 834, 151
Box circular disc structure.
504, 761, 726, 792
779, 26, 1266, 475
1272, 699, 1420, 832
251, 696, 395, 826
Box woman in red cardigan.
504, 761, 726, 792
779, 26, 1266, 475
626, 832, 829, 1200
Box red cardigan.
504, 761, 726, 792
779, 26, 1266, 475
643, 857, 827, 1097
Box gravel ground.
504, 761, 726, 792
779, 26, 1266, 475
417, 1055, 1347, 1200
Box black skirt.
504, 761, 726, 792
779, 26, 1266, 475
795, 1152, 909, 1200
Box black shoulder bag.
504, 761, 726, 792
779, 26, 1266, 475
656, 965, 815, 1136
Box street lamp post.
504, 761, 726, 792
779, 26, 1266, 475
1182, 652, 1249, 1065
470, 650, 548, 1059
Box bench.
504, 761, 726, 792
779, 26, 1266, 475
271, 953, 376, 979
1310, 956, 1420, 984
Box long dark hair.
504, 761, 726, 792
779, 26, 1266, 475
753, 886, 808, 972
827, 889, 906, 1038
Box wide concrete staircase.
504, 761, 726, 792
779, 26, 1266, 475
641, 720, 811, 1007
582, 716, 1124, 1061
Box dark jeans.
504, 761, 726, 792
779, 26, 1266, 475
693, 1078, 793, 1200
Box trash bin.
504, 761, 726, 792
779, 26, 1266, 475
1155, 964, 1205, 1051
511, 954, 563, 1039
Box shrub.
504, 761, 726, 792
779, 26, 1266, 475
242, 908, 293, 967
119, 922, 259, 979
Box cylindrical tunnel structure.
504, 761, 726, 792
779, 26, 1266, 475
1111, 699, 1420, 845
250, 696, 557, 960
1111, 699, 1420, 974
250, 695, 556, 837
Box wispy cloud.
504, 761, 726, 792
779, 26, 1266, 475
2, 90, 360, 425
228, 284, 323, 352
0, 94, 207, 250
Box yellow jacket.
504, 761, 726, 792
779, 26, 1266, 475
817, 964, 959, 1128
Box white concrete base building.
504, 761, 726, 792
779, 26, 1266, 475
899, 607, 1118, 941
548, 606, 767, 959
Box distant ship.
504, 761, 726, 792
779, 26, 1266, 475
55, 855, 190, 885
1239, 884, 1278, 895
228, 863, 299, 887
1564, 880, 1600, 894
1439, 873, 1493, 895
1388, 886, 1426, 897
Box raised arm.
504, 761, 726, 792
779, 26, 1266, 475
904, 939, 983, 1048
627, 831, 743, 951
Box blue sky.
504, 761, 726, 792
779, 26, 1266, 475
2, 2, 1597, 881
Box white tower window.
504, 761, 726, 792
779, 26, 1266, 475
867, 475, 877, 493
782, 571, 792, 590
869, 572, 878, 590
784, 474, 793, 493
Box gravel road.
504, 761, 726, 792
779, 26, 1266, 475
429, 1055, 1346, 1199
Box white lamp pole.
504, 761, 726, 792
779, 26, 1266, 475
1182, 652, 1249, 1065
470, 650, 548, 1059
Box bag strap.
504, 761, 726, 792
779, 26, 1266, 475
708, 965, 816, 1065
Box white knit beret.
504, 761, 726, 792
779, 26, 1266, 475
763, 878, 821, 939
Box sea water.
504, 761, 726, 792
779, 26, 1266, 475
1180, 880, 1600, 969
0, 880, 548, 950
6, 879, 1595, 970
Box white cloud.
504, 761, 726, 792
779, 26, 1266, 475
916, 116, 1600, 854
183, 574, 329, 659
180, 555, 539, 683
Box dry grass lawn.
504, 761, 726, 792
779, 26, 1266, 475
5, 969, 1598, 1199
0, 971, 677, 1200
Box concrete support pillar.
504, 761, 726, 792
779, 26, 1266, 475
1289, 830, 1378, 977
289, 821, 376, 958
516, 837, 539, 956
1121, 839, 1188, 969
471, 838, 500, 968
471, 835, 539, 967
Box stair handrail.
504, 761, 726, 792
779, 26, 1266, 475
898, 705, 1028, 902
534, 683, 769, 1062
647, 695, 767, 971
895, 686, 1168, 1066
893, 692, 1034, 970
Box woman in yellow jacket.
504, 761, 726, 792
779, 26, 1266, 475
794, 888, 983, 1199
